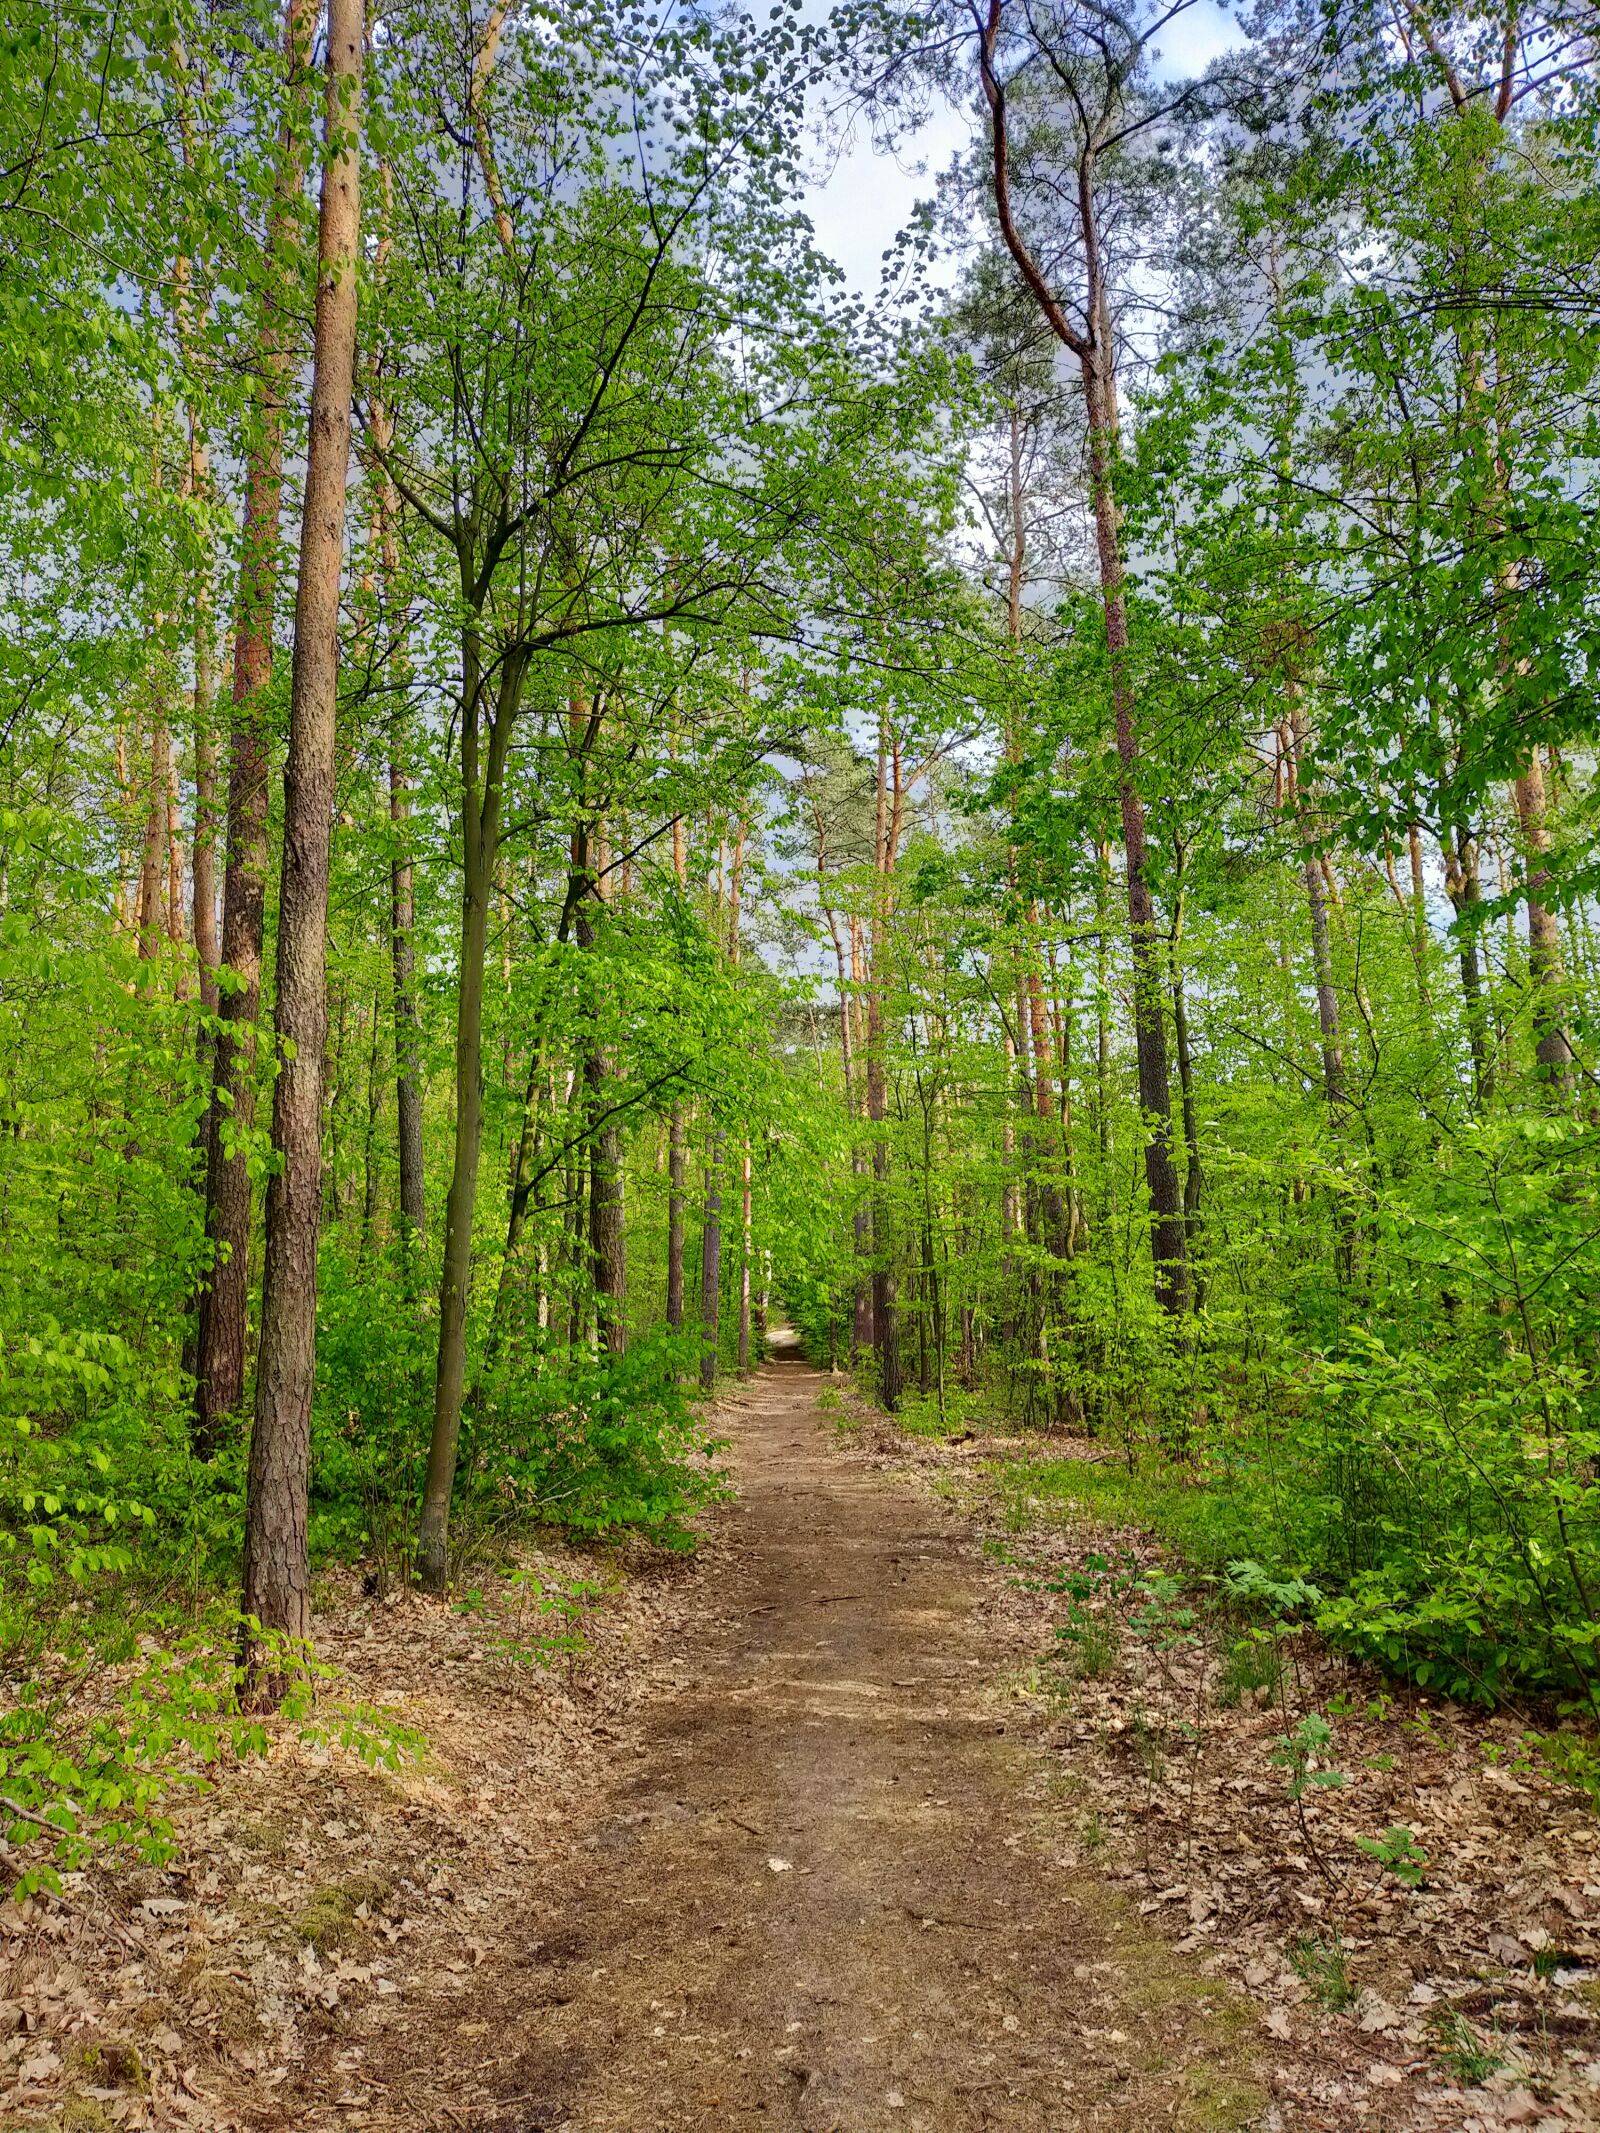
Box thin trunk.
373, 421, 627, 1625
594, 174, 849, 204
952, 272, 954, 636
416, 639, 526, 1591
849, 911, 873, 1355
1167, 879, 1202, 1239
1082, 345, 1186, 1311
361, 985, 382, 1251
699, 1135, 723, 1391
738, 1139, 752, 1373
868, 714, 900, 1412
1445, 827, 1494, 1105
137, 707, 165, 963
241, 0, 362, 1699
667, 1107, 687, 1333
666, 776, 687, 1330
193, 0, 315, 1453
581, 821, 626, 1357
1094, 842, 1112, 1169
191, 590, 221, 1014
163, 715, 187, 982
376, 457, 425, 1249
1285, 707, 1347, 1121
1511, 755, 1574, 1098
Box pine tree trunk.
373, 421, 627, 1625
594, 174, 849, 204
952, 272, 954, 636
193, 0, 315, 1454
241, 0, 362, 1702
191, 591, 221, 1014
1081, 345, 1186, 1312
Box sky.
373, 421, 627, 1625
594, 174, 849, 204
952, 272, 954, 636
801, 0, 1249, 299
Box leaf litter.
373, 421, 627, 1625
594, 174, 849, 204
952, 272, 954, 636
840, 1398, 1600, 2133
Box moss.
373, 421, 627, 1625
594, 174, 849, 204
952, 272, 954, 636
231, 1815, 290, 1857
177, 1955, 263, 2041
66, 2039, 146, 2092
59, 2101, 116, 2133
291, 1872, 393, 1951
1178, 2065, 1272, 2131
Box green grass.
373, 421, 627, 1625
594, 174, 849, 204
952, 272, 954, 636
986, 1449, 1283, 1573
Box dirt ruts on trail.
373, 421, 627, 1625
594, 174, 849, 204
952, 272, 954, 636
445, 1354, 1263, 2132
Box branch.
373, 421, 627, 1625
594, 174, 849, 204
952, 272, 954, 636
973, 0, 1093, 362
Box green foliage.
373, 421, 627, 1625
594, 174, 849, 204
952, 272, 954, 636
475, 1335, 729, 1552
1268, 1713, 1346, 1805
1428, 2008, 1506, 2086
1288, 1932, 1357, 2015
0, 1630, 420, 1899
1355, 1824, 1429, 1891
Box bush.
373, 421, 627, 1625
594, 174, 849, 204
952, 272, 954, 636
470, 1332, 729, 1552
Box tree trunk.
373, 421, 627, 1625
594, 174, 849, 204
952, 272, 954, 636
193, 0, 315, 1454
137, 707, 165, 963
1511, 756, 1574, 1099
699, 1134, 723, 1391
868, 715, 900, 1411
1444, 827, 1493, 1106
666, 1105, 687, 1332
975, 38, 1186, 1313
1081, 349, 1186, 1310
488, 1041, 546, 1356
416, 639, 525, 1592
361, 985, 382, 1252
738, 1138, 752, 1373
191, 588, 221, 1014
587, 1057, 626, 1354
1283, 710, 1346, 1121
580, 839, 626, 1355
241, 0, 362, 1701
374, 468, 426, 1250
849, 912, 873, 1355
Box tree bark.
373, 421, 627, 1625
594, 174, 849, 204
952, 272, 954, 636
975, 21, 1186, 1312
1283, 710, 1346, 1121
241, 0, 362, 1701
666, 784, 688, 1331
1444, 826, 1493, 1106
1082, 345, 1186, 1311
666, 1106, 687, 1331
416, 636, 526, 1591
849, 911, 873, 1355
580, 829, 626, 1356
699, 1134, 723, 1391
738, 1138, 752, 1372
868, 714, 901, 1411
190, 578, 221, 1014
1511, 755, 1574, 1099
137, 705, 165, 964
374, 460, 425, 1250
193, 0, 315, 1453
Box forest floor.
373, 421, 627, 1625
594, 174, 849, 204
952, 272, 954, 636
5, 1353, 1599, 2133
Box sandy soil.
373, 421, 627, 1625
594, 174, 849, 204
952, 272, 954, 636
427, 1350, 1262, 2133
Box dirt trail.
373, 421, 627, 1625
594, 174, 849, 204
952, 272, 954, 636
467, 1354, 1260, 2133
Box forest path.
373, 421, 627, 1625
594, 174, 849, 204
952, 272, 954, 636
470, 1352, 1261, 2133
